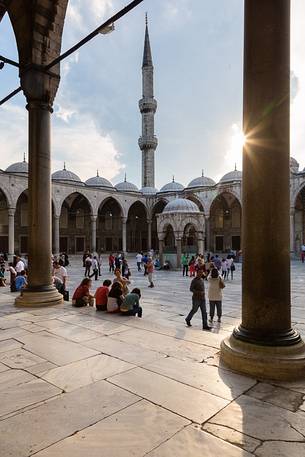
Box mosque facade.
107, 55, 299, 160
0, 20, 304, 266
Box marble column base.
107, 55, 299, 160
220, 334, 305, 381
15, 288, 63, 308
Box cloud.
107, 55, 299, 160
0, 104, 27, 169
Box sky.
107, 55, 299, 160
0, 0, 304, 188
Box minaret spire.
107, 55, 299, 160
138, 14, 158, 188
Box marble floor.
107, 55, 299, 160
0, 257, 305, 456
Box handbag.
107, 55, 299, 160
219, 278, 225, 289
231, 263, 236, 271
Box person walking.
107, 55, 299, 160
181, 253, 189, 277
136, 252, 142, 271
147, 258, 154, 288
221, 258, 228, 280
208, 267, 225, 323
189, 256, 196, 277
89, 256, 99, 281
230, 259, 236, 280
108, 253, 115, 272
185, 269, 211, 331
122, 259, 131, 279
84, 254, 92, 277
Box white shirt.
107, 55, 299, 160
53, 266, 67, 283
15, 260, 25, 273
227, 258, 233, 268
92, 259, 98, 270
136, 254, 142, 263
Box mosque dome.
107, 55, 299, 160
163, 198, 200, 214
115, 175, 139, 193
52, 164, 83, 184
187, 171, 216, 188
220, 166, 242, 183
290, 157, 299, 172
85, 171, 113, 189
140, 186, 158, 195
5, 155, 28, 174
159, 177, 184, 193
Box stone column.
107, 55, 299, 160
122, 217, 127, 253
158, 237, 164, 265
91, 215, 97, 253
8, 208, 15, 259
290, 208, 295, 255
15, 96, 62, 307
147, 219, 152, 251
205, 215, 211, 252
221, 0, 305, 380
176, 237, 182, 269
53, 215, 60, 256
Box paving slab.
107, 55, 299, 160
202, 423, 261, 453
246, 382, 304, 412
0, 347, 47, 369
0, 369, 35, 391
109, 367, 229, 423
255, 441, 305, 457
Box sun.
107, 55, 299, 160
225, 124, 245, 169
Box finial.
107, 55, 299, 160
201, 169, 204, 177
97, 169, 99, 177
234, 163, 237, 171
23, 152, 26, 163
172, 175, 175, 183
124, 172, 127, 182
63, 162, 66, 171
145, 12, 148, 26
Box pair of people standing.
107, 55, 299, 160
185, 268, 225, 330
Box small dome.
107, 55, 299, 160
140, 186, 158, 195
159, 177, 184, 193
220, 166, 242, 183
163, 198, 200, 213
290, 157, 299, 172
187, 171, 215, 188
5, 155, 28, 174
52, 164, 82, 184
85, 171, 113, 189
115, 174, 139, 193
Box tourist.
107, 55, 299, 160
0, 268, 6, 287
181, 253, 189, 277
15, 256, 25, 276
136, 252, 142, 271
114, 254, 121, 270
147, 258, 154, 288
120, 288, 143, 317
221, 258, 228, 279
52, 261, 68, 291
226, 256, 233, 279
122, 258, 131, 279
89, 256, 99, 280
189, 256, 196, 277
15, 270, 27, 291
113, 268, 130, 296
72, 278, 94, 307
107, 282, 123, 313
213, 255, 221, 271
63, 252, 69, 267
185, 269, 211, 331
208, 267, 225, 323
95, 279, 112, 311
53, 275, 64, 295
84, 254, 92, 277
108, 253, 115, 272
142, 253, 148, 275
301, 244, 305, 263
196, 256, 206, 277
82, 250, 90, 267
8, 263, 16, 292
154, 257, 161, 270
230, 259, 236, 280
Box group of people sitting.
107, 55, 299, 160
72, 267, 142, 317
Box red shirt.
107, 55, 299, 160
72, 284, 90, 300
95, 286, 109, 306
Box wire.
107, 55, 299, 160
0, 0, 144, 106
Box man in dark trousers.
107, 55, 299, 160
185, 269, 212, 331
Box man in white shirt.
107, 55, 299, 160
136, 252, 142, 271
52, 261, 68, 290
89, 256, 99, 280
15, 257, 25, 275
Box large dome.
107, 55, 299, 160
220, 167, 242, 183
187, 172, 215, 188
140, 186, 158, 195
159, 178, 184, 193
5, 158, 28, 174
115, 175, 139, 193
163, 198, 200, 213
85, 171, 113, 189
52, 164, 83, 184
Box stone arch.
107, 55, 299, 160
15, 189, 29, 254
57, 189, 94, 217
292, 181, 305, 208
0, 188, 9, 253
293, 184, 305, 254
126, 201, 148, 252
97, 197, 124, 253
185, 194, 205, 213
151, 199, 168, 249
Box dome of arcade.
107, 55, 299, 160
163, 198, 200, 214
187, 171, 216, 189
5, 159, 28, 174
115, 175, 139, 193
159, 177, 184, 193
220, 167, 242, 183
52, 164, 83, 184
85, 171, 113, 189
290, 157, 299, 172
140, 186, 159, 195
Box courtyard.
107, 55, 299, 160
0, 258, 304, 456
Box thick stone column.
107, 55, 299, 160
221, 0, 305, 380
147, 219, 152, 251
91, 215, 97, 253
15, 97, 63, 307
53, 215, 60, 256
122, 217, 127, 253
290, 208, 295, 255
8, 208, 15, 259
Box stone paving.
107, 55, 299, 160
0, 257, 305, 456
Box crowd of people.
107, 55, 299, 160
181, 253, 235, 280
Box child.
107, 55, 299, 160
95, 279, 112, 311
208, 268, 225, 323
120, 288, 143, 317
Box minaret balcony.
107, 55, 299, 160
138, 136, 158, 150
139, 98, 157, 113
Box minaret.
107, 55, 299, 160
138, 14, 158, 188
